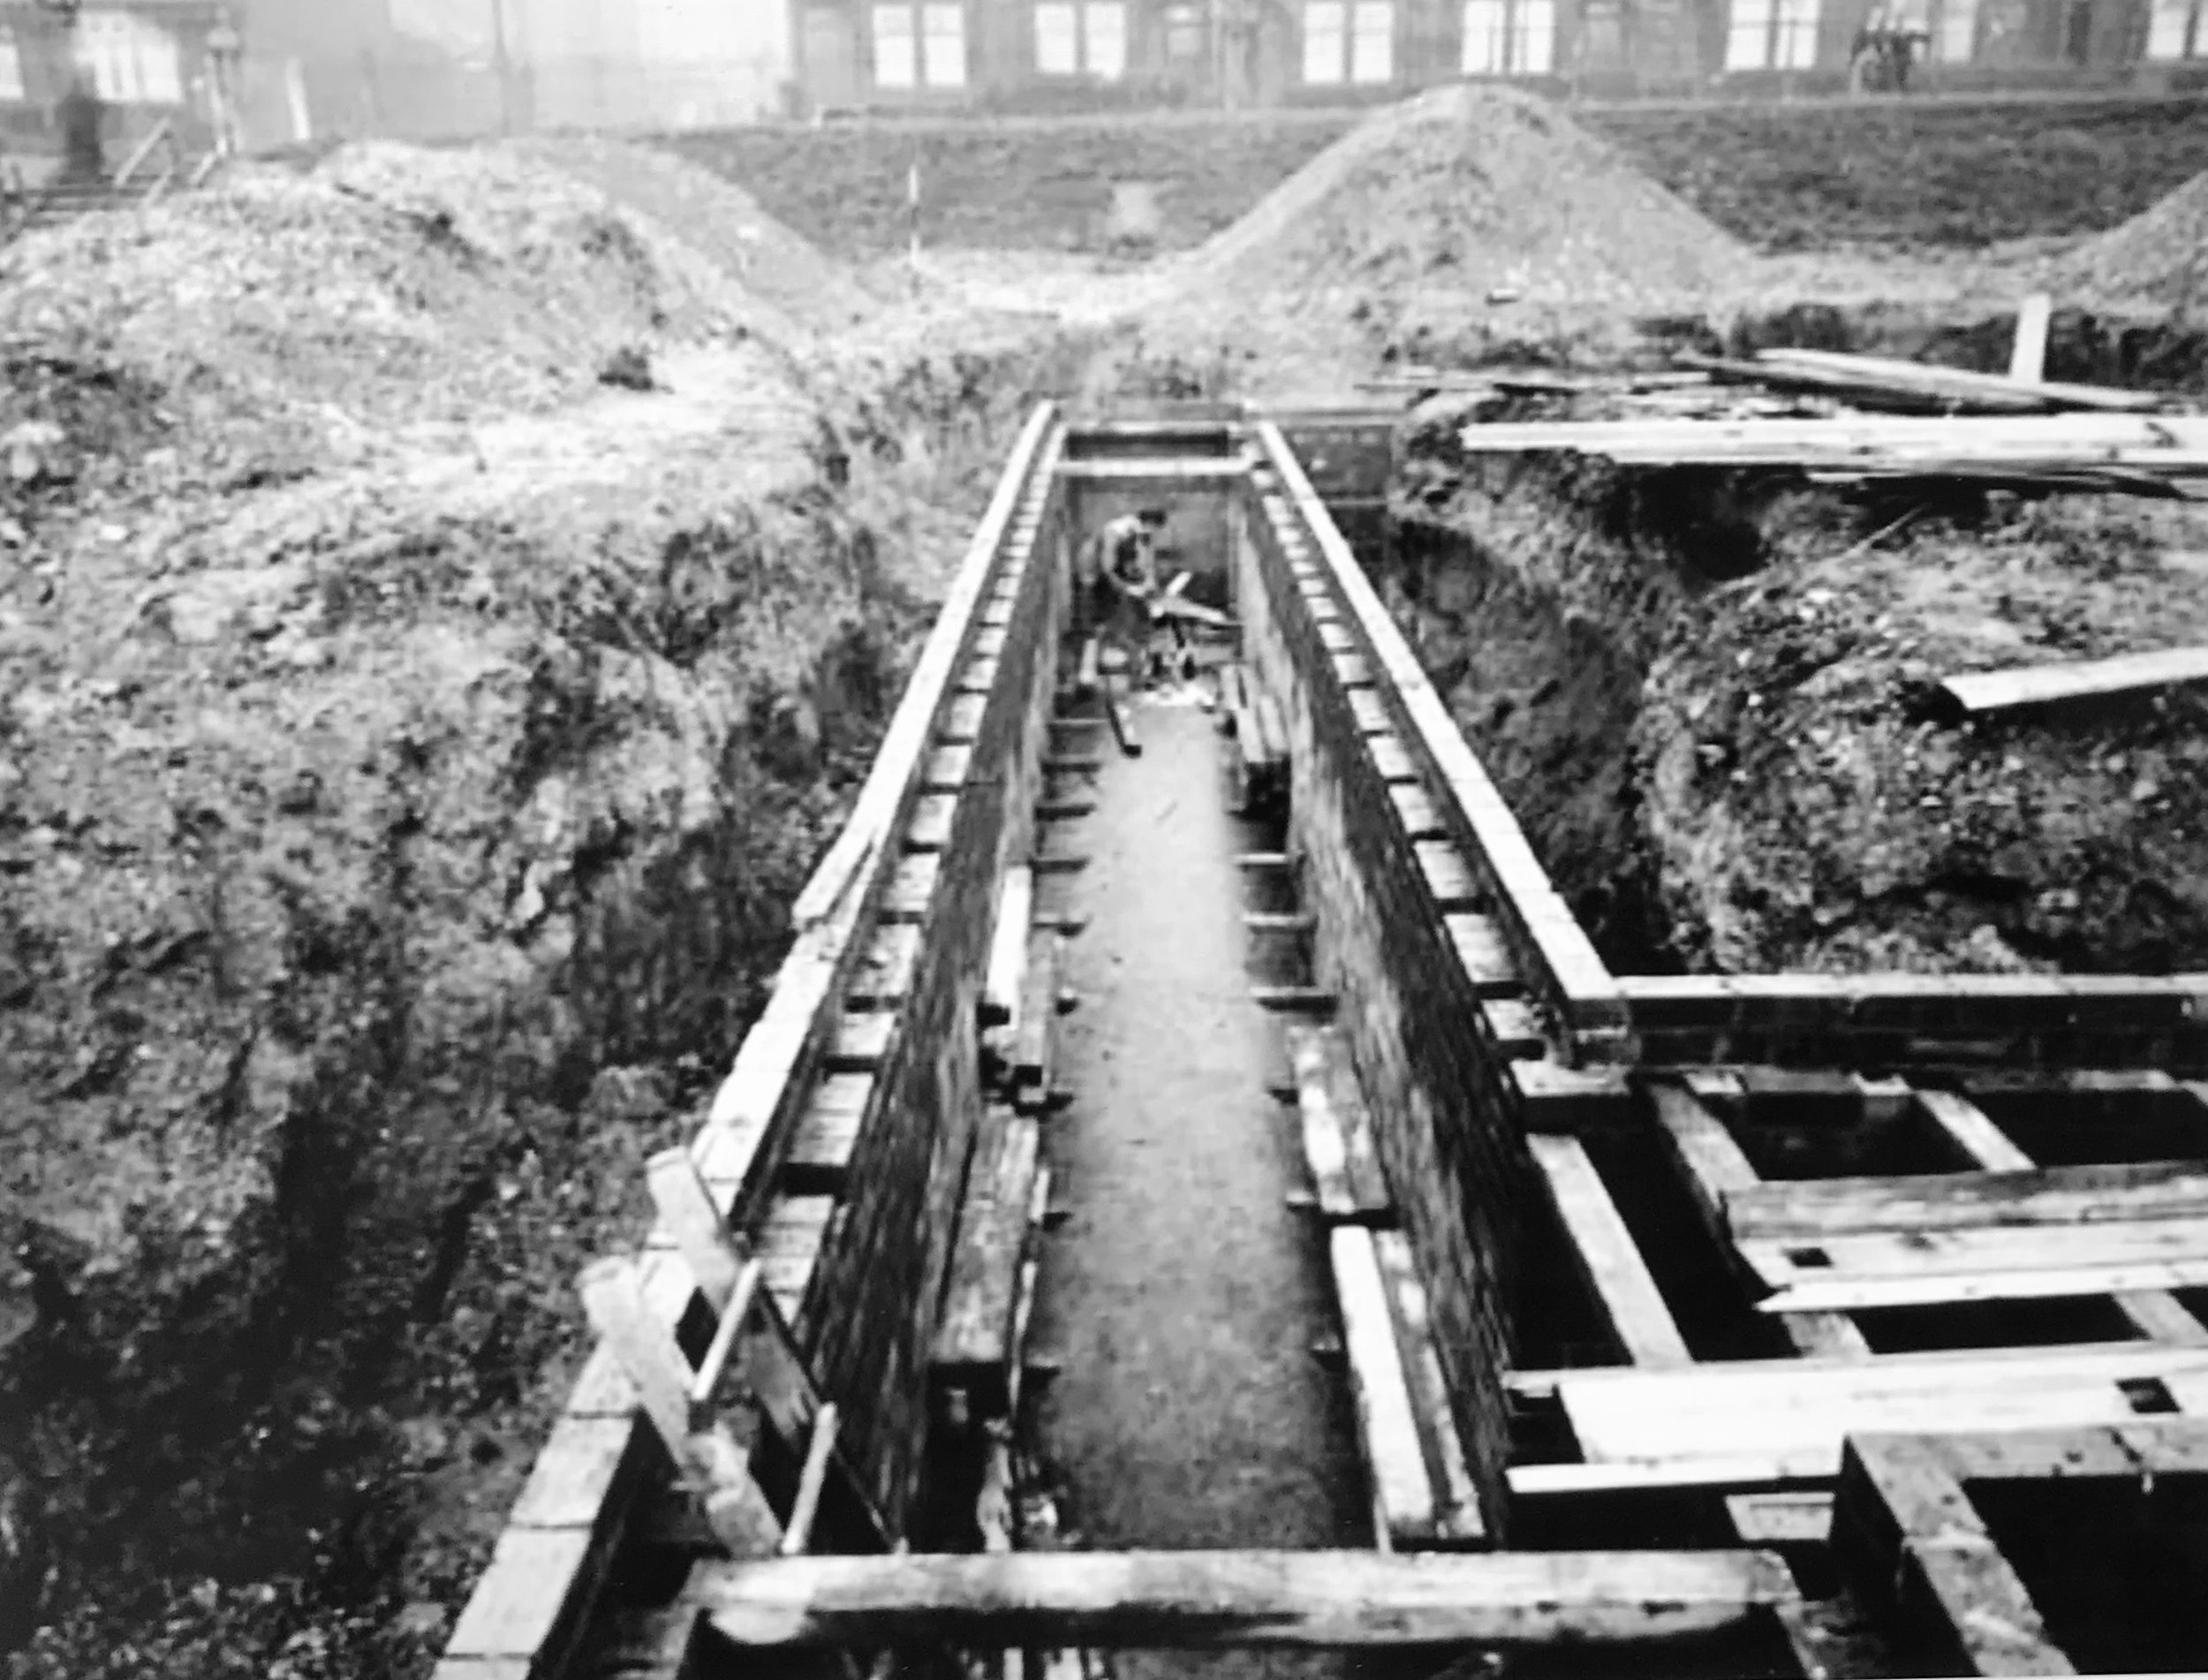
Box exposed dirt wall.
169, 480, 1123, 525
1392, 416, 2208, 979
0, 142, 1094, 1680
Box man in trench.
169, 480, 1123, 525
1077, 506, 1168, 694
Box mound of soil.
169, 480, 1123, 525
0, 136, 1077, 1678
1152, 85, 1747, 382
2059, 169, 2208, 314
519, 133, 886, 334
1392, 420, 2208, 979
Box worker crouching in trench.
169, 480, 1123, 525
1075, 507, 1170, 696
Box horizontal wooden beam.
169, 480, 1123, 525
1939, 645, 2208, 717
1620, 972, 2208, 1033
1728, 1158, 2208, 1242
693, 1548, 1795, 1650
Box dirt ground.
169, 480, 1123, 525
1033, 699, 1372, 1680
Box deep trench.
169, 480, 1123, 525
1031, 696, 1372, 1680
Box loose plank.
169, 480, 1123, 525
696, 1548, 1795, 1650
1727, 1158, 2208, 1241
1332, 1226, 1435, 1548
1289, 1025, 1391, 1224
934, 1110, 1043, 1396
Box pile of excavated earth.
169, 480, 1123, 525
0, 137, 1088, 1679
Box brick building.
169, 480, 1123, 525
0, 0, 234, 157
788, 0, 2200, 109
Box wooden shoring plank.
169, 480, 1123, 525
985, 866, 1035, 1031
1369, 735, 1418, 783
758, 1195, 836, 1329
882, 851, 941, 923
1332, 1226, 1434, 1547
2010, 292, 2053, 385
1914, 1088, 2208, 1344
1107, 694, 1140, 757
647, 1146, 745, 1310
1646, 1084, 1871, 1360
1526, 1133, 1691, 1368
1389, 783, 1446, 840
1318, 619, 1357, 654
959, 657, 1002, 696
1546, 1340, 2208, 1487
1834, 1433, 2075, 1676
1445, 912, 1520, 997
784, 1073, 871, 1194
906, 793, 957, 854
1372, 1230, 1486, 1546
1288, 1024, 1392, 1224
1482, 998, 1548, 1061
934, 1109, 1043, 1398
1621, 972, 2208, 1033
1347, 686, 1391, 737
1758, 345, 2161, 415
1013, 927, 1064, 1114
694, 1548, 1796, 1649
829, 1010, 896, 1074
1726, 1490, 1834, 1547
942, 692, 988, 744
1741, 1215, 2208, 1314
1940, 645, 2208, 717
778, 1404, 841, 1556
1415, 841, 1480, 912
925, 744, 973, 792
849, 922, 923, 1010
1727, 1157, 2208, 1241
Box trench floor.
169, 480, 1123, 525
1030, 696, 1375, 1680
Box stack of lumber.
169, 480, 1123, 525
1682, 347, 2171, 417
1457, 410, 2208, 496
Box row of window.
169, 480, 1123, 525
0, 12, 184, 106
866, 0, 2208, 89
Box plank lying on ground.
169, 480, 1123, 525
1527, 1133, 1691, 1368
934, 1109, 1043, 1396
985, 866, 1034, 1031
1758, 346, 2165, 415
1289, 1025, 1391, 1223
1938, 645, 2208, 716
1742, 1212, 2208, 1313
1542, 1340, 2208, 1487
1012, 927, 1063, 1114
1332, 1226, 1437, 1548
693, 1548, 1796, 1649
1727, 1157, 2208, 1240
1106, 695, 1139, 757
1372, 1230, 1485, 1546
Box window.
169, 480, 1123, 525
0, 34, 21, 103
1509, 0, 1554, 70
1462, 0, 1550, 71
921, 3, 966, 84
873, 4, 917, 86
1350, 1, 1394, 79
76, 11, 184, 105
1035, 1, 1126, 77
2148, 0, 2197, 56
1934, 0, 1979, 57
1165, 2, 1206, 57
1725, 0, 1819, 68
1462, 0, 1506, 69
1304, 0, 1347, 79
1085, 2, 1127, 76
1036, 1, 1078, 70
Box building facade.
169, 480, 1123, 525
0, 0, 234, 158
789, 0, 2200, 109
